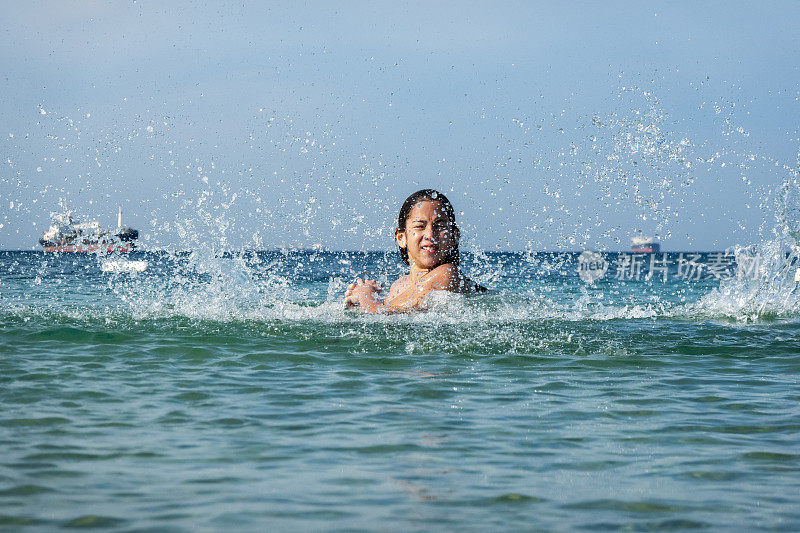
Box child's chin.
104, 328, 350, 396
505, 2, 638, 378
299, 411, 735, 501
416, 256, 443, 268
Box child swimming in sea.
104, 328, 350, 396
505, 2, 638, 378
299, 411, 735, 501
344, 189, 485, 313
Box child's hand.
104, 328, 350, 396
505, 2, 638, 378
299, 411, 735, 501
344, 280, 358, 308
344, 278, 382, 308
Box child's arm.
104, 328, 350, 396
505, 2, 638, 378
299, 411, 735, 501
348, 264, 459, 314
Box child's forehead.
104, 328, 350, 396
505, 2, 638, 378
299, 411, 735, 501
409, 199, 446, 216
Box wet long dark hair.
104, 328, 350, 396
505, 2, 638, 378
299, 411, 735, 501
397, 189, 460, 266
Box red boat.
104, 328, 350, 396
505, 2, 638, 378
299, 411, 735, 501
40, 202, 139, 253
42, 243, 135, 253
631, 235, 660, 254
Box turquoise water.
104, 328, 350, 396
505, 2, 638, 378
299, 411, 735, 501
2, 250, 800, 531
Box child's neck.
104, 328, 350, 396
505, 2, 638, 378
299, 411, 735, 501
409, 263, 436, 280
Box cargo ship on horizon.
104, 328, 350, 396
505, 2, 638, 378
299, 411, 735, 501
39, 201, 139, 253
631, 235, 660, 253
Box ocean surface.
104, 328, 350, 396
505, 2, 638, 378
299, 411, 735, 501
2, 249, 800, 531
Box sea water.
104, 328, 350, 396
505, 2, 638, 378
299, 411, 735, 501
1, 247, 799, 531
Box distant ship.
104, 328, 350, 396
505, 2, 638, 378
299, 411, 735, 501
39, 201, 139, 253
631, 235, 660, 254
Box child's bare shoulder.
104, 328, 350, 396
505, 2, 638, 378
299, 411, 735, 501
430, 264, 486, 294
422, 263, 460, 290
388, 274, 410, 296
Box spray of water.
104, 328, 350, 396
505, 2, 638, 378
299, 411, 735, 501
692, 176, 800, 320
4, 83, 800, 331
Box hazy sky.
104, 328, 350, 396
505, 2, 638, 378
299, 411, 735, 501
2, 1, 799, 251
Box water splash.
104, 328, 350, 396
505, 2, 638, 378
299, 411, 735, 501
692, 178, 800, 321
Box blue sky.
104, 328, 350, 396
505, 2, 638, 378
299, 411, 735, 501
1, 1, 798, 251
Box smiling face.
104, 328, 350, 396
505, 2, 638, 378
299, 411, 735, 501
396, 199, 459, 271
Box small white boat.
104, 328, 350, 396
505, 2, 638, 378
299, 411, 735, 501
101, 259, 148, 273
